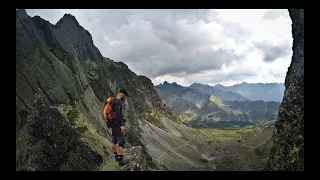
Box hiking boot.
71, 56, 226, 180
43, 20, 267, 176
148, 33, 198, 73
118, 159, 126, 166
114, 152, 119, 162
117, 155, 126, 166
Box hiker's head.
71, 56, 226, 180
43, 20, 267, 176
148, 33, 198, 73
118, 89, 129, 101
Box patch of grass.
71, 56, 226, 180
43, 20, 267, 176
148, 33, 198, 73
209, 95, 223, 105
16, 125, 32, 159
84, 60, 99, 80
57, 104, 112, 159
145, 113, 166, 129
172, 120, 275, 171
180, 114, 190, 122
199, 128, 241, 139
87, 69, 99, 80
103, 57, 113, 64
168, 114, 181, 124
101, 156, 120, 171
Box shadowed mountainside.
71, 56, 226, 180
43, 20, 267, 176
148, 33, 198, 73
266, 9, 304, 171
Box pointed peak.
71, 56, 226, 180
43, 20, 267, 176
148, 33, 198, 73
16, 9, 29, 19
55, 13, 80, 28
215, 83, 224, 87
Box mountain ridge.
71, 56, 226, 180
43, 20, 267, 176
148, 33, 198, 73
155, 81, 281, 127
156, 81, 285, 102
213, 82, 285, 102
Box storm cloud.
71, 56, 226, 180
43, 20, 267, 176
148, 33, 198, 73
25, 9, 293, 86
254, 41, 292, 62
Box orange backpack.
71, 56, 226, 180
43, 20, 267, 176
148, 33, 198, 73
103, 97, 116, 121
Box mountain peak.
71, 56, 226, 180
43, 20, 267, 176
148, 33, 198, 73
16, 9, 29, 20
55, 13, 80, 28
215, 83, 225, 88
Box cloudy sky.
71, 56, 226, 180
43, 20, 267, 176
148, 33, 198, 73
25, 9, 292, 87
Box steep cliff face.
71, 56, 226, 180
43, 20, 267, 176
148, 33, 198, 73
16, 10, 216, 171
267, 9, 304, 171
16, 9, 163, 170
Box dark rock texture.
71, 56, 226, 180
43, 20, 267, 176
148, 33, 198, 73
16, 9, 160, 171
266, 9, 304, 171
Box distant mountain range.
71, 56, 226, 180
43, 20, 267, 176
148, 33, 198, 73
189, 83, 250, 102
155, 83, 210, 113
213, 82, 285, 102
155, 81, 282, 128
186, 97, 280, 128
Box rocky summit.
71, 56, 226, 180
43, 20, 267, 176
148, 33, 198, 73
16, 9, 304, 171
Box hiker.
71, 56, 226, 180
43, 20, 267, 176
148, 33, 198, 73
103, 89, 129, 165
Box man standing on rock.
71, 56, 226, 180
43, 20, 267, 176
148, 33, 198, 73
107, 89, 129, 166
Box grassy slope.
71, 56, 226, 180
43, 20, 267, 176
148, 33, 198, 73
136, 106, 274, 171
209, 95, 223, 105
168, 120, 274, 171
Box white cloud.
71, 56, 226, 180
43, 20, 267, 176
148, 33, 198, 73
25, 9, 293, 87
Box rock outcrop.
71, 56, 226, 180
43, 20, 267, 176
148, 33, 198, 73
266, 9, 304, 171
100, 146, 147, 171
119, 146, 147, 171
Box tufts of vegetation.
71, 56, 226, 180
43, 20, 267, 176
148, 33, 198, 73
57, 104, 112, 159
209, 95, 223, 105
84, 61, 99, 80
145, 113, 166, 129
101, 156, 120, 171
103, 57, 113, 64
168, 114, 181, 124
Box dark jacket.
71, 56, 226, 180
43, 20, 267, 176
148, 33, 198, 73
114, 98, 125, 126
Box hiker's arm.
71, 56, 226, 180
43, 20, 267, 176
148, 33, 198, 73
120, 104, 126, 135
120, 105, 125, 126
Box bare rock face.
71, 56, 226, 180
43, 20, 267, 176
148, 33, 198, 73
266, 9, 304, 171
16, 9, 160, 171
119, 146, 147, 171
16, 90, 103, 171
